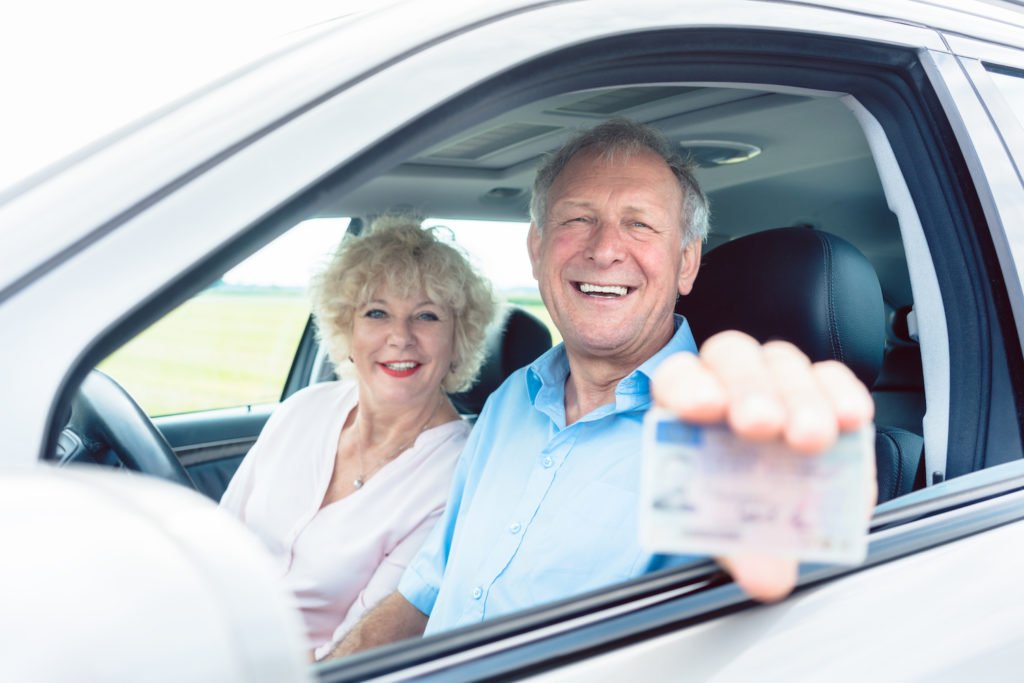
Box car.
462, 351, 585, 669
2, 0, 1024, 680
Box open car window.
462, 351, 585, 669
99, 218, 349, 416
13, 3, 1023, 681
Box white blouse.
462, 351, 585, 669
218, 380, 467, 657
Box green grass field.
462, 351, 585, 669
100, 291, 311, 416
100, 289, 559, 417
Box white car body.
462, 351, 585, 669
2, 1, 1023, 680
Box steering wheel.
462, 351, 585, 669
58, 370, 197, 489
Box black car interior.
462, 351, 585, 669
72, 81, 933, 506
675, 226, 924, 502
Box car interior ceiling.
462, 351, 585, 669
317, 82, 926, 500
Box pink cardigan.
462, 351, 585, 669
219, 380, 467, 656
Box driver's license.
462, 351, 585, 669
640, 410, 873, 565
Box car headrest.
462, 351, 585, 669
675, 227, 884, 387
450, 306, 553, 415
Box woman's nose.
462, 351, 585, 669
387, 319, 414, 347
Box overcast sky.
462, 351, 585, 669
1, 1, 540, 292
0, 1, 368, 190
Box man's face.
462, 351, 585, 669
528, 148, 701, 363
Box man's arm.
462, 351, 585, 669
652, 331, 877, 602
322, 592, 428, 660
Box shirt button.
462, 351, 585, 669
509, 522, 521, 534
472, 586, 483, 600
542, 456, 553, 468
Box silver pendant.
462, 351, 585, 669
353, 478, 364, 489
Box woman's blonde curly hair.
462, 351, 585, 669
308, 215, 498, 393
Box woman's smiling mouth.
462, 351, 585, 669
379, 361, 422, 377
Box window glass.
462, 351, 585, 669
424, 218, 561, 343
987, 67, 1024, 131
100, 218, 350, 416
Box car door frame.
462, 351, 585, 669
2, 0, 1021, 679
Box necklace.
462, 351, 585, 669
352, 397, 443, 490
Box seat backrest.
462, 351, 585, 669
675, 226, 921, 502
450, 306, 553, 416
677, 226, 884, 386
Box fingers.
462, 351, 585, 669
716, 554, 798, 603
813, 360, 874, 431
652, 351, 728, 423
763, 341, 836, 453
653, 331, 874, 453
700, 332, 787, 441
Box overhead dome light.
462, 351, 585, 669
677, 140, 762, 167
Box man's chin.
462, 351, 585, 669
562, 332, 639, 359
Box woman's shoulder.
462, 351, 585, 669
262, 380, 356, 433
279, 379, 357, 411
411, 418, 470, 470
432, 416, 471, 446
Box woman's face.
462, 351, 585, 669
349, 287, 456, 408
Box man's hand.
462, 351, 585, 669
651, 330, 877, 602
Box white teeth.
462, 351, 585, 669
579, 282, 628, 296
385, 362, 418, 370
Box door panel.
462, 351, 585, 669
157, 405, 275, 500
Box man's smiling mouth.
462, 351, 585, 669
574, 281, 632, 298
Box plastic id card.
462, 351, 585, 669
640, 409, 873, 565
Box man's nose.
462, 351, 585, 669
585, 220, 626, 265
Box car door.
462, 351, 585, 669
3, 1, 1023, 681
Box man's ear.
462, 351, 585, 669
677, 238, 702, 296
527, 222, 542, 280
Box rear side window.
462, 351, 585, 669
99, 218, 349, 416
424, 218, 561, 343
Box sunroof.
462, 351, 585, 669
425, 123, 562, 161
550, 86, 698, 116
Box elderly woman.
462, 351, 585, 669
219, 216, 496, 659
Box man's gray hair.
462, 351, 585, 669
529, 118, 710, 245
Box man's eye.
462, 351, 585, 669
630, 221, 652, 229
364, 309, 387, 319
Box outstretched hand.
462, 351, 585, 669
652, 330, 877, 601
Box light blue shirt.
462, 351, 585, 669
398, 316, 700, 634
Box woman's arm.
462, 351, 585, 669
315, 512, 440, 660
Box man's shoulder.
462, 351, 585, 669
474, 364, 534, 424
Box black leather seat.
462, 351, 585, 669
450, 306, 553, 417
675, 227, 922, 503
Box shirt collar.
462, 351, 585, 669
525, 314, 698, 417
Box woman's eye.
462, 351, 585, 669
417, 311, 440, 322
364, 309, 387, 319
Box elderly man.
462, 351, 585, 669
326, 119, 874, 657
